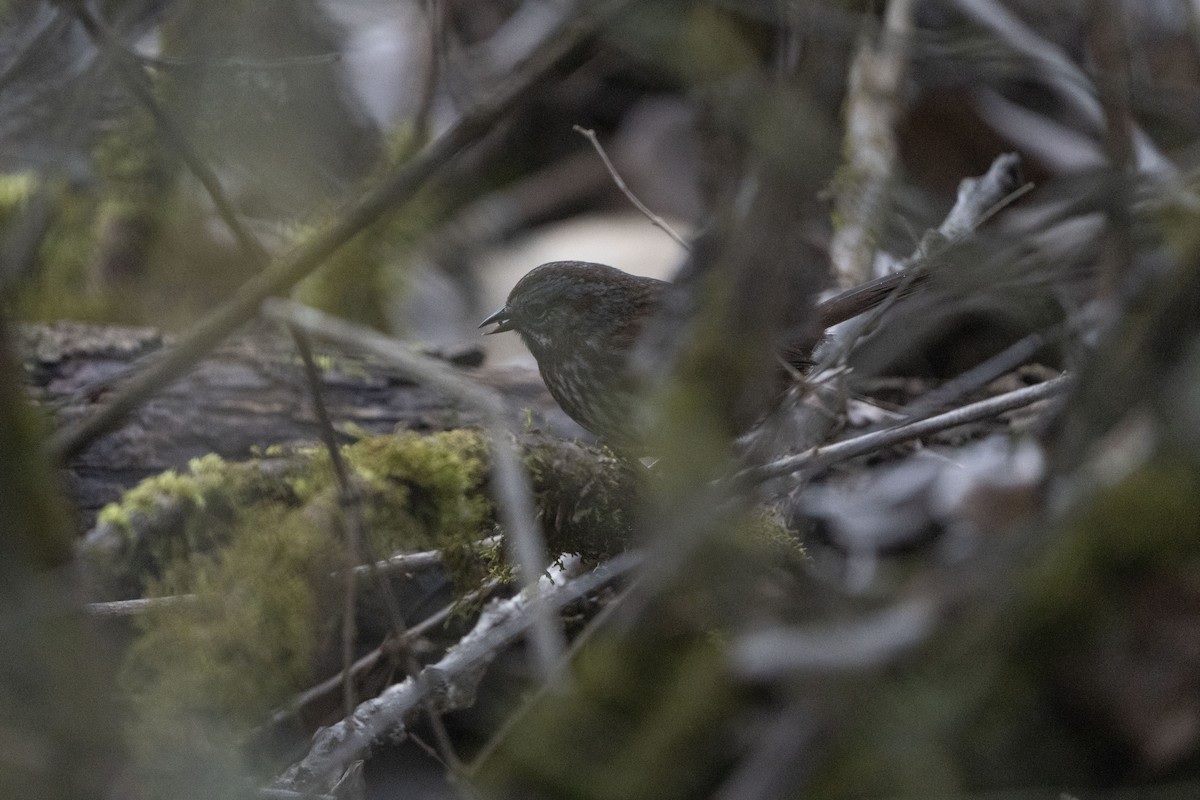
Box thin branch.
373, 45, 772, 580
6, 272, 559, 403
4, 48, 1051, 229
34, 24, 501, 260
271, 555, 638, 796
137, 52, 341, 72
572, 125, 691, 251
898, 325, 1063, 418
829, 0, 918, 287
46, 3, 621, 465
85, 538, 497, 620
68, 3, 271, 266
288, 328, 484, 775
741, 374, 1071, 484
259, 579, 500, 738
86, 594, 198, 618
291, 331, 364, 719
353, 536, 502, 579
260, 299, 567, 680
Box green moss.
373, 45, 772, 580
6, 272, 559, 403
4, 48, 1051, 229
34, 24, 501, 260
94, 427, 657, 796
338, 429, 494, 586
122, 504, 340, 799
89, 453, 304, 597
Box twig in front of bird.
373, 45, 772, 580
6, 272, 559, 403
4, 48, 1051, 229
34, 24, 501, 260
261, 298, 567, 682
740, 373, 1071, 485
572, 124, 692, 251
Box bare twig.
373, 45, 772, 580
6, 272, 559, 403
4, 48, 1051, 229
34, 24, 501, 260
68, 4, 272, 266
261, 299, 567, 679
271, 555, 638, 795
898, 325, 1063, 418
572, 124, 691, 251
260, 579, 500, 737
352, 536, 502, 579
85, 594, 198, 618
817, 153, 1027, 369
291, 331, 365, 719
936, 153, 1030, 240
47, 5, 618, 464
137, 52, 341, 72
85, 539, 497, 621
742, 374, 1071, 484
829, 0, 918, 287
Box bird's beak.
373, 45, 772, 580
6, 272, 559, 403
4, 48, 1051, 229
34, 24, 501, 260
479, 306, 513, 334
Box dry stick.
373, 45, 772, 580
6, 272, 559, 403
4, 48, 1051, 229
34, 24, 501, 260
353, 536, 502, 579
260, 579, 500, 738
742, 373, 1071, 485
46, 7, 608, 465
829, 0, 918, 287
464, 567, 644, 777
731, 594, 940, 679
291, 336, 475, 774
271, 555, 638, 795
260, 298, 567, 680
292, 333, 365, 720
572, 125, 691, 251
898, 324, 1063, 418
86, 538, 501, 618
293, 327, 465, 769
85, 594, 198, 618
137, 52, 341, 71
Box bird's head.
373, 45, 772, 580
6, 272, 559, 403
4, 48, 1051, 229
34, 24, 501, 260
480, 261, 665, 357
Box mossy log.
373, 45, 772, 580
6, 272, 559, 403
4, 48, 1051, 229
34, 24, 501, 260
20, 320, 584, 528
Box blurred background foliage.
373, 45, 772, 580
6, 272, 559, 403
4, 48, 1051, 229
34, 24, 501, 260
4, 0, 1200, 799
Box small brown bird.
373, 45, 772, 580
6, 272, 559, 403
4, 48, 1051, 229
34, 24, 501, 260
481, 260, 917, 449
480, 261, 663, 450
